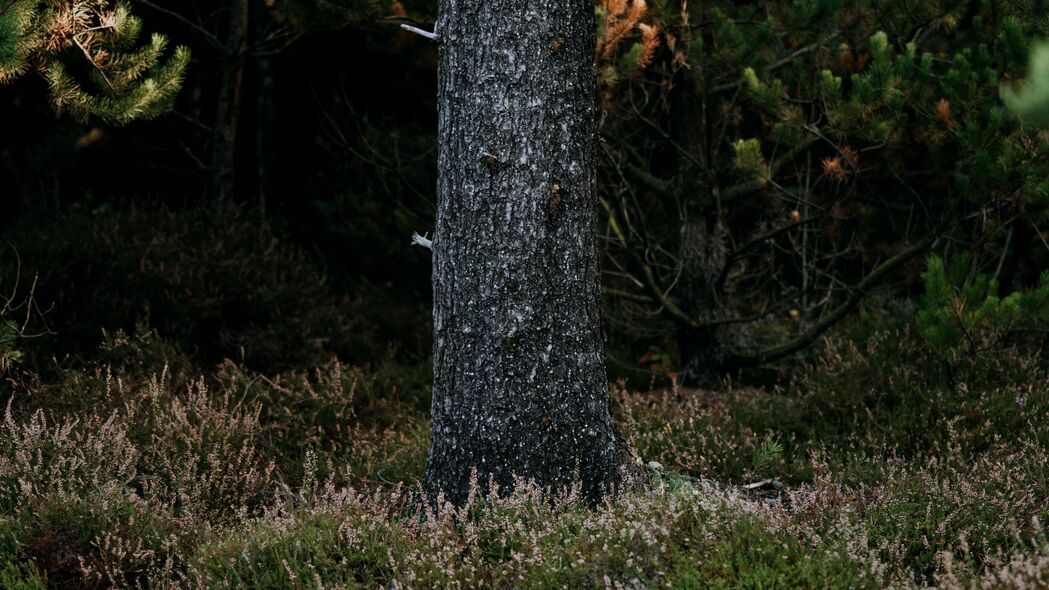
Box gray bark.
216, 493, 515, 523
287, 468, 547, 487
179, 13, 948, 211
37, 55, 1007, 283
423, 0, 624, 505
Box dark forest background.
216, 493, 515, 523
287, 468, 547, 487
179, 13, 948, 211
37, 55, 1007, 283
1, 1, 444, 374
3, 0, 1049, 387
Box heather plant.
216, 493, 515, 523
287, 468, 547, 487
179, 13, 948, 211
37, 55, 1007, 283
621, 321, 1049, 583
18, 491, 186, 588
0, 402, 179, 586
180, 476, 877, 589
936, 528, 1049, 589
624, 322, 1048, 478
860, 440, 1049, 582
0, 404, 138, 516
95, 324, 194, 381
123, 374, 277, 524
0, 370, 274, 586
216, 357, 431, 486
0, 317, 1046, 587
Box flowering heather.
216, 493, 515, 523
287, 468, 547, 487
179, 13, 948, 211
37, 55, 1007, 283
0, 327, 1046, 588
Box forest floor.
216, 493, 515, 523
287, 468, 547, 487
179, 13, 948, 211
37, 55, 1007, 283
1, 324, 1047, 589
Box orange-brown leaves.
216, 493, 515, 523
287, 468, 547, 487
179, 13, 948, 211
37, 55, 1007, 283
600, 0, 635, 59
606, 0, 628, 17
599, 0, 654, 60
74, 127, 105, 150
822, 157, 847, 183
840, 145, 859, 169
626, 0, 647, 24
666, 33, 689, 70
40, 1, 122, 67
636, 23, 661, 71
936, 98, 954, 129
832, 43, 870, 76
822, 146, 860, 184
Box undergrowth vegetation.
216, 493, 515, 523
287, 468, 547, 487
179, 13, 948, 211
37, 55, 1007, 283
0, 321, 1045, 588
0, 202, 376, 370
0, 202, 1045, 588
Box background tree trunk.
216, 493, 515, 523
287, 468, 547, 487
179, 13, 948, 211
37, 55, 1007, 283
423, 0, 624, 505
210, 0, 249, 201
253, 0, 276, 213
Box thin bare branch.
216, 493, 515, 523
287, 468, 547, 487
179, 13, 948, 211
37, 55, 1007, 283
718, 237, 937, 369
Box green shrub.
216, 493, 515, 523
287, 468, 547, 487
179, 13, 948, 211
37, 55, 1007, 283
916, 254, 1049, 366
184, 482, 876, 589
619, 317, 1049, 584
0, 528, 45, 590
0, 318, 22, 377
186, 512, 394, 589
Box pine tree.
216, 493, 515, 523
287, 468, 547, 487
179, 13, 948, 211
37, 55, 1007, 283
596, 0, 1049, 381
0, 0, 189, 124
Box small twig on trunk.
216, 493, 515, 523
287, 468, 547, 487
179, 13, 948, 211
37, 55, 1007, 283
400, 24, 439, 41
411, 232, 433, 250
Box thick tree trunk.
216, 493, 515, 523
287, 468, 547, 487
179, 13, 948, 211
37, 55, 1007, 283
423, 0, 624, 505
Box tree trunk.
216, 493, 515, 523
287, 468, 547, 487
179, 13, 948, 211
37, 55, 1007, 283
253, 0, 275, 212
210, 0, 249, 201
423, 0, 625, 506
675, 219, 727, 384
677, 325, 721, 385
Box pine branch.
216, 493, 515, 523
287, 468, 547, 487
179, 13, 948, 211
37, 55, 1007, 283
1, 0, 189, 124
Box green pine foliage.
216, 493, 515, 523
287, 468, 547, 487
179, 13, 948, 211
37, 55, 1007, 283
596, 0, 1049, 374
731, 137, 766, 181
727, 2, 1049, 221
0, 0, 188, 124
0, 530, 45, 590
0, 319, 22, 377
916, 254, 1049, 361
